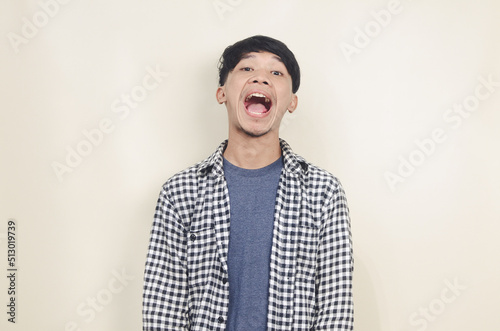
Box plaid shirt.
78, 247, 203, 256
143, 139, 354, 330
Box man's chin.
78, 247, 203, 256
240, 126, 272, 138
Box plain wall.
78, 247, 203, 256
1, 0, 499, 330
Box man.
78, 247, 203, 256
143, 35, 353, 330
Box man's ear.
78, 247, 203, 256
216, 86, 226, 104
287, 94, 298, 113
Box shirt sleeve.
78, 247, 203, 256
315, 182, 354, 330
143, 187, 190, 330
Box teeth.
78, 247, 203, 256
246, 93, 271, 103
251, 93, 266, 98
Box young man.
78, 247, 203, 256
143, 35, 353, 330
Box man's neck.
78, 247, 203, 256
223, 133, 281, 170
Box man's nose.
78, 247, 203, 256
252, 79, 269, 86
250, 71, 271, 86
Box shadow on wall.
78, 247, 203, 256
353, 254, 383, 331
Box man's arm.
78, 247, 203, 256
143, 188, 189, 330
315, 182, 354, 330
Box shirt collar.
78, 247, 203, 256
197, 139, 308, 177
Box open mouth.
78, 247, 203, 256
244, 92, 272, 115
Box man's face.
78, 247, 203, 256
216, 51, 298, 138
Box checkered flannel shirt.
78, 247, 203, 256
143, 139, 354, 330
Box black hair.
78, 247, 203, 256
217, 35, 300, 93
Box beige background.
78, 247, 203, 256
1, 0, 499, 330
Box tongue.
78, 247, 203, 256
247, 103, 267, 114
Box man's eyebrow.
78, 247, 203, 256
240, 54, 255, 60
272, 55, 283, 63
240, 53, 284, 63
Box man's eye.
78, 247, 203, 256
241, 67, 252, 71
272, 71, 283, 76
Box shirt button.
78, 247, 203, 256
218, 316, 224, 323
222, 277, 228, 284
190, 234, 196, 241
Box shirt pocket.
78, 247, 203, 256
296, 225, 319, 281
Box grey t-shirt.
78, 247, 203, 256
223, 156, 283, 331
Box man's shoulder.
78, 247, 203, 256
162, 159, 208, 189
301, 158, 343, 191
282, 140, 342, 192
155, 159, 210, 210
